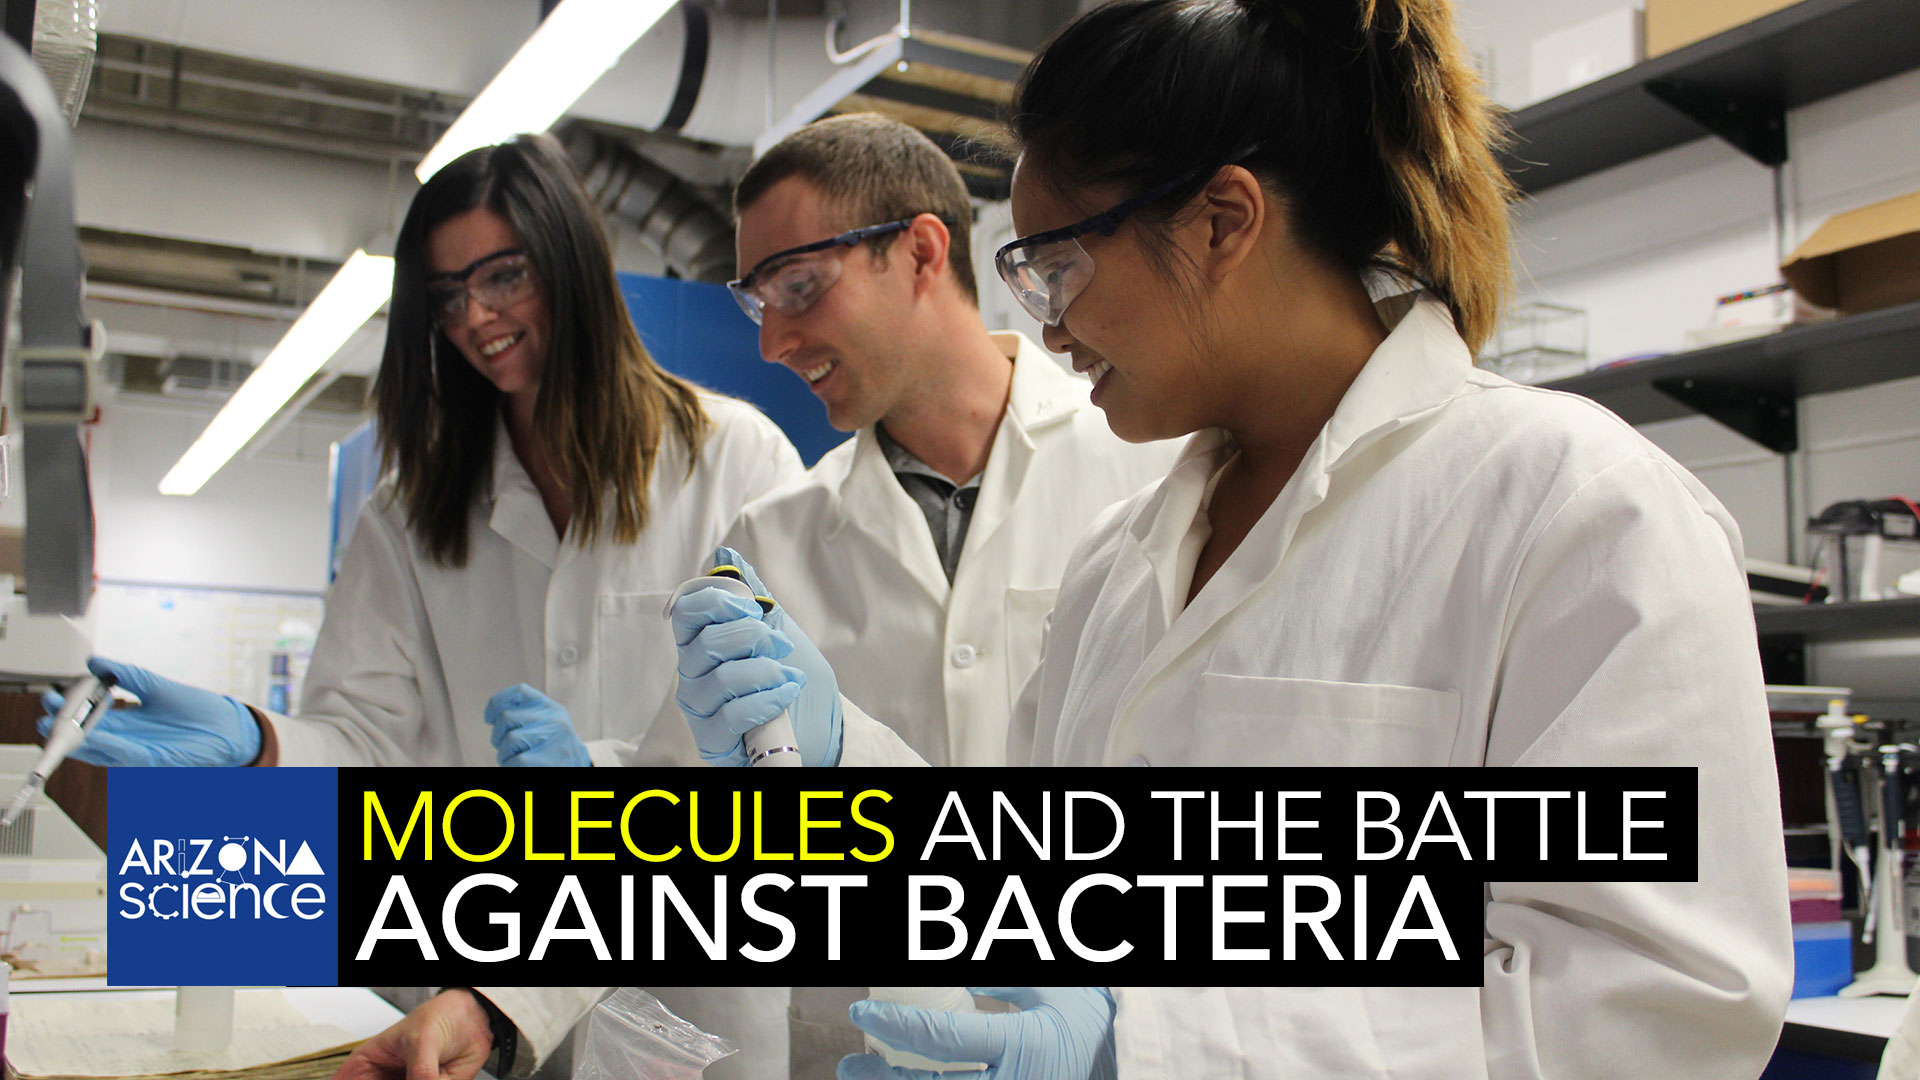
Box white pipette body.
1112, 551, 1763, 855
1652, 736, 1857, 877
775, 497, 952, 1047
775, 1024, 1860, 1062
2, 672, 116, 827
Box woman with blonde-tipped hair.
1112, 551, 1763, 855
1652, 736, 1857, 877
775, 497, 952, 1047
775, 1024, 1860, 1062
672, 1, 1793, 1076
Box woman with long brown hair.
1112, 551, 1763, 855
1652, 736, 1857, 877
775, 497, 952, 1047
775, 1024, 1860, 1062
672, 0, 1792, 1074
48, 133, 802, 768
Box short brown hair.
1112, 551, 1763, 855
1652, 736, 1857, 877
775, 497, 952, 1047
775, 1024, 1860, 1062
735, 113, 978, 304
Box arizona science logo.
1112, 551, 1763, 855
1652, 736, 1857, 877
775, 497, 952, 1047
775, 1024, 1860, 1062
108, 768, 339, 985
117, 833, 328, 921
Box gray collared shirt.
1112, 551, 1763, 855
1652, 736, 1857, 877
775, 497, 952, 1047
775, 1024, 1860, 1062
876, 424, 982, 583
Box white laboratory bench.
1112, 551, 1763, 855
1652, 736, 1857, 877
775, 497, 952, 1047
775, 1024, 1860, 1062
1781, 994, 1908, 1064
10, 985, 403, 1040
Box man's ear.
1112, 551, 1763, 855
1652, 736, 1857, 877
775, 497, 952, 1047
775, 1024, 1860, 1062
902, 212, 954, 294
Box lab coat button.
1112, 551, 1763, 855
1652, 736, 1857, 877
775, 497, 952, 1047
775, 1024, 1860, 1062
950, 644, 977, 668
1123, 754, 1150, 767
558, 645, 580, 666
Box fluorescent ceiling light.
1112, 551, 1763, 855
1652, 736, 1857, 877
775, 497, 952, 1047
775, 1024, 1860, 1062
159, 251, 393, 497
416, 0, 679, 182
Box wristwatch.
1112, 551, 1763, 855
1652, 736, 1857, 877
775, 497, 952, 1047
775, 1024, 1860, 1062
449, 988, 518, 1076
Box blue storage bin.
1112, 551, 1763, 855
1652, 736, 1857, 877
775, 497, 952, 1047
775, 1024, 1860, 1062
1792, 921, 1854, 999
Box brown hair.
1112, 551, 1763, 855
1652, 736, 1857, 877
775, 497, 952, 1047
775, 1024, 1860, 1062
1010, 0, 1514, 350
734, 113, 979, 304
375, 134, 710, 567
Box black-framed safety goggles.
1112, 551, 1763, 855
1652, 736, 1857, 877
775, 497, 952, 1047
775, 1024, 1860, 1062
995, 144, 1263, 326
727, 218, 925, 325
992, 173, 1198, 327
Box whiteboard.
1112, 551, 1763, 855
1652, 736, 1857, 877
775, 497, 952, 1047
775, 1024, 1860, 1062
89, 582, 323, 704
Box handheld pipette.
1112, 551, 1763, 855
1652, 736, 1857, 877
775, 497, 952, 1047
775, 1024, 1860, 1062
1, 672, 116, 827
664, 563, 802, 768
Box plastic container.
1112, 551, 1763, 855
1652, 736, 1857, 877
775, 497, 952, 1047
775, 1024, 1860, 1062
1482, 301, 1589, 384
863, 988, 984, 1072
1792, 922, 1854, 998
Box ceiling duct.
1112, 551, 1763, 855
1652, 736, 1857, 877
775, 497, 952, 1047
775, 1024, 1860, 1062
31, 0, 97, 125
756, 7, 1031, 199
569, 127, 736, 284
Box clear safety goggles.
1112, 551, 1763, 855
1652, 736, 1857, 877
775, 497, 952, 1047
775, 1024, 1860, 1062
728, 218, 925, 325
425, 248, 537, 326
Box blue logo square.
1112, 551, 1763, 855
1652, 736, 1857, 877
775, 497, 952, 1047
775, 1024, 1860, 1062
108, 768, 338, 985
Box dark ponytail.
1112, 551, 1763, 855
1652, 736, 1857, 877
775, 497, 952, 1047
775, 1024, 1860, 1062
1010, 0, 1514, 351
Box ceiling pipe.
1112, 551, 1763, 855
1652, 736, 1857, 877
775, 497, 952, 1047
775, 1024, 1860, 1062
567, 127, 735, 283
100, 0, 841, 149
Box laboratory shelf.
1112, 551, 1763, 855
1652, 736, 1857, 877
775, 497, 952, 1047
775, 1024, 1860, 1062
1755, 597, 1920, 643
1535, 300, 1920, 451
1501, 0, 1920, 193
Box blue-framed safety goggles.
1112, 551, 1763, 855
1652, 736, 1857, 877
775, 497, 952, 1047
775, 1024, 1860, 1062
728, 218, 923, 325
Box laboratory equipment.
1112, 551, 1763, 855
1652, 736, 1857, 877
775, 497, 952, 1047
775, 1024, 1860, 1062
1842, 741, 1920, 997
2, 29, 101, 619
1481, 301, 1588, 384
664, 564, 801, 768
1816, 700, 1874, 924
0, 745, 106, 978
862, 987, 983, 1072
1, 671, 113, 828
1808, 498, 1920, 601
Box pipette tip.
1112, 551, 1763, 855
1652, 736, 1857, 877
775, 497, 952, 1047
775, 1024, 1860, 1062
1, 780, 40, 829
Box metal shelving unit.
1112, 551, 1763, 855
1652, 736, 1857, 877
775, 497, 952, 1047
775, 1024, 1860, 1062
1756, 597, 1920, 643
1536, 300, 1920, 452
1503, 0, 1920, 193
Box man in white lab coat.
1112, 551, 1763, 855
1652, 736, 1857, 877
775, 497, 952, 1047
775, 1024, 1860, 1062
712, 115, 1178, 770
688, 111, 1177, 1078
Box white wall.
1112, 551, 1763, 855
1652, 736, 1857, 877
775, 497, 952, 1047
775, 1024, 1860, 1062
1464, 4, 1920, 699
87, 395, 359, 596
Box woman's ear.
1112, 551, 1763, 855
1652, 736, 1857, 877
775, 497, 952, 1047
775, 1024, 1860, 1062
1195, 164, 1267, 283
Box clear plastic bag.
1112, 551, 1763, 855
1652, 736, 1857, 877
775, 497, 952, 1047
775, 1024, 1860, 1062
573, 989, 737, 1080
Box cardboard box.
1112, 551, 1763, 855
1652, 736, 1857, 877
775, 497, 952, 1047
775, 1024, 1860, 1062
1530, 8, 1644, 103
1781, 190, 1920, 315
1645, 0, 1804, 56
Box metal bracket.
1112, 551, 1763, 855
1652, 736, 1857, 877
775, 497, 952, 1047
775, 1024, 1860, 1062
1644, 78, 1788, 167
1652, 377, 1799, 453
15, 323, 100, 424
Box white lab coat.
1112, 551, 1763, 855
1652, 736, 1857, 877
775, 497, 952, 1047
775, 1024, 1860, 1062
1882, 993, 1920, 1078
268, 393, 804, 767
722, 331, 1180, 765
842, 295, 1793, 1076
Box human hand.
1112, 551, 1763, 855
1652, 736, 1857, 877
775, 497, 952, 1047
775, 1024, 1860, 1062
670, 546, 843, 767
332, 989, 495, 1080
839, 987, 1116, 1080
484, 685, 591, 767
39, 656, 261, 767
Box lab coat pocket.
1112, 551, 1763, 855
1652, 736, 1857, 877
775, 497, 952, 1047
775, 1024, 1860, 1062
597, 592, 677, 739
1193, 673, 1460, 767
1003, 586, 1058, 714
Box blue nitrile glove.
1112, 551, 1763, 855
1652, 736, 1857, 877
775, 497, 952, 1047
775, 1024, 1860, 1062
840, 987, 1117, 1080
670, 546, 844, 767
38, 656, 261, 767
484, 684, 591, 767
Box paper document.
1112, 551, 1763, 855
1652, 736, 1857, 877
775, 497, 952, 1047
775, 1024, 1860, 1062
9, 989, 360, 1078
